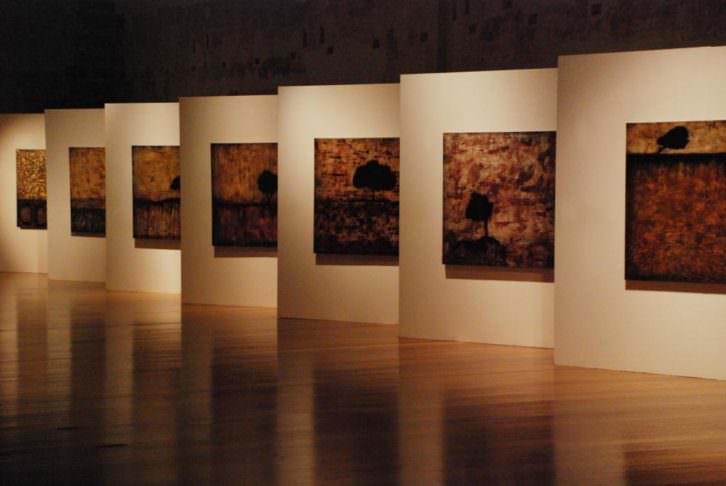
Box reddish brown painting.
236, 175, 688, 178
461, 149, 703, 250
16, 149, 47, 229
443, 131, 556, 267
211, 143, 277, 247
626, 121, 726, 283
132, 146, 180, 240
314, 138, 399, 255
69, 147, 105, 236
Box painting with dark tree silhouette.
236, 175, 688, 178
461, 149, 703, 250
132, 145, 180, 240
314, 138, 399, 255
626, 121, 726, 283
211, 143, 277, 247
443, 132, 556, 267
16, 149, 47, 229
69, 147, 105, 236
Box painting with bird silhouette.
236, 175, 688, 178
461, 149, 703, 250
626, 121, 726, 283
132, 145, 180, 240
314, 138, 399, 255
211, 143, 277, 247
443, 131, 556, 267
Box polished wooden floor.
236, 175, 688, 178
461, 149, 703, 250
2, 273, 726, 485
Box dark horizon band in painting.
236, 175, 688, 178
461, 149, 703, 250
314, 137, 400, 256
69, 147, 105, 236
132, 145, 180, 240
443, 131, 556, 268
626, 121, 726, 284
16, 149, 47, 230
211, 142, 277, 248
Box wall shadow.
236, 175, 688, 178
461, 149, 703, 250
134, 238, 180, 250
445, 265, 553, 283
214, 246, 277, 258
315, 254, 398, 267
626, 280, 726, 295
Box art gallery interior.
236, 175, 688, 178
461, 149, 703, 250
1, 1, 726, 484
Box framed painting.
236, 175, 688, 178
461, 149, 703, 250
443, 131, 556, 267
16, 149, 47, 229
211, 143, 277, 247
626, 121, 726, 283
69, 147, 105, 236
132, 145, 181, 240
314, 137, 399, 256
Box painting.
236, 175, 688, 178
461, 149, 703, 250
443, 131, 556, 267
16, 149, 47, 229
314, 138, 399, 256
69, 147, 105, 236
626, 121, 726, 284
211, 143, 277, 247
132, 145, 180, 240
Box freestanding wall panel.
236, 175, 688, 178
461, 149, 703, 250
45, 109, 106, 283
0, 114, 47, 274
105, 103, 181, 294
180, 95, 277, 307
277, 84, 399, 324
555, 47, 726, 380
399, 70, 557, 347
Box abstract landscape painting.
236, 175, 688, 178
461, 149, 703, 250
314, 138, 399, 256
16, 149, 47, 229
132, 145, 180, 240
211, 143, 277, 247
626, 121, 726, 283
443, 131, 556, 267
69, 147, 105, 236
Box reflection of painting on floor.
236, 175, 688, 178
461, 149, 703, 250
626, 121, 726, 284
69, 147, 105, 236
443, 131, 556, 267
16, 149, 47, 229
314, 138, 399, 256
132, 146, 180, 240
212, 143, 277, 247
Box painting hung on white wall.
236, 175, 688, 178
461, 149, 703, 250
626, 121, 726, 284
314, 137, 400, 256
443, 131, 556, 268
69, 147, 105, 236
211, 143, 277, 247
132, 145, 181, 240
16, 149, 47, 230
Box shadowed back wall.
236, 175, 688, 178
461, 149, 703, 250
2, 0, 726, 113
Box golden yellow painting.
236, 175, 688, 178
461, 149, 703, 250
212, 143, 277, 247
69, 147, 105, 236
16, 149, 47, 229
314, 138, 399, 256
132, 146, 180, 240
626, 121, 726, 283
443, 132, 556, 267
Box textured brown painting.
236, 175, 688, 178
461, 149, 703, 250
443, 132, 556, 267
132, 146, 180, 240
69, 147, 105, 236
212, 143, 277, 247
16, 149, 47, 229
626, 121, 726, 283
314, 138, 399, 255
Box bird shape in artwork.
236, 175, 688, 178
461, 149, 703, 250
657, 126, 690, 153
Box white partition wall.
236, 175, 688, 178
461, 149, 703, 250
556, 47, 726, 380
45, 109, 106, 283
179, 96, 277, 307
277, 84, 399, 324
399, 70, 557, 347
0, 114, 48, 274
104, 103, 181, 293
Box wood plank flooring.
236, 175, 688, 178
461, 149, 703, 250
1, 273, 726, 485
